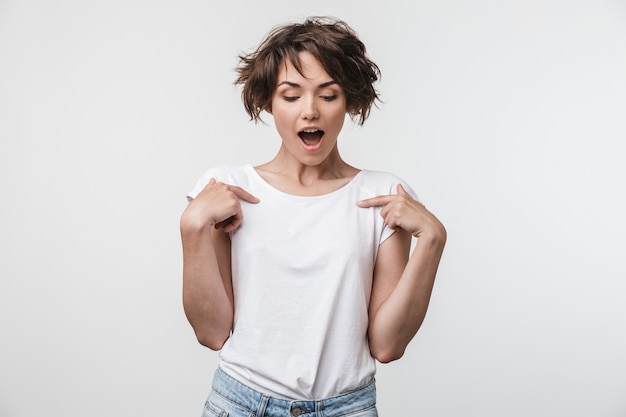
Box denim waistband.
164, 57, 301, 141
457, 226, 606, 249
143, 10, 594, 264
209, 367, 377, 417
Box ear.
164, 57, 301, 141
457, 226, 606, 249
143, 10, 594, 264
264, 105, 273, 115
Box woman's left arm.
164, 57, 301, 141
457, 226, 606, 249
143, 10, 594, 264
357, 184, 447, 363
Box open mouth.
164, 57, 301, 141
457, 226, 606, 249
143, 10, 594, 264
298, 128, 324, 147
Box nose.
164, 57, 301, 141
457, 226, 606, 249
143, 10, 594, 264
301, 97, 319, 120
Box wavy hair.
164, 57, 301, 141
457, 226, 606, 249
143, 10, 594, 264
235, 17, 381, 125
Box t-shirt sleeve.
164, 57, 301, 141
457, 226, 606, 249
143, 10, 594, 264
185, 167, 223, 202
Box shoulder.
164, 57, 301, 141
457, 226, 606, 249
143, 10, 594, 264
354, 170, 419, 201
186, 164, 252, 201
202, 164, 251, 183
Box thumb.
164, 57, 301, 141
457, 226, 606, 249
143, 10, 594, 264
397, 183, 409, 196
208, 178, 217, 185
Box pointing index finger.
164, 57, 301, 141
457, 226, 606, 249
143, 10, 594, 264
356, 194, 395, 208
230, 186, 260, 204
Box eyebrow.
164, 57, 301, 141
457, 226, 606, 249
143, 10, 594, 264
276, 80, 338, 89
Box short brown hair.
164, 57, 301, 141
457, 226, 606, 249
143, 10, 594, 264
235, 16, 381, 125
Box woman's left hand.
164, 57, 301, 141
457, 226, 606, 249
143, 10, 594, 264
357, 184, 445, 239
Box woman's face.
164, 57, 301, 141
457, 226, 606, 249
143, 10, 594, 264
268, 51, 348, 167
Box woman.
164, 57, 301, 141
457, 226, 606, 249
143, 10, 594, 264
181, 16, 446, 417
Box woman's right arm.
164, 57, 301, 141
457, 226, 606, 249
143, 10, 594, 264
180, 179, 259, 350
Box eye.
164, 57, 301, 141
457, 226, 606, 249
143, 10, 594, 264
283, 96, 299, 102
321, 95, 338, 102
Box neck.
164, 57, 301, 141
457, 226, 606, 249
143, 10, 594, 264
263, 145, 354, 185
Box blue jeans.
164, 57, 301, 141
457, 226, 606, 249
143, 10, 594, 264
202, 368, 378, 417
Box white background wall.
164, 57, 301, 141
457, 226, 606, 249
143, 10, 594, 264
1, 1, 625, 416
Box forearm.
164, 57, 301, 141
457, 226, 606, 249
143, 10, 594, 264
181, 222, 233, 350
368, 232, 446, 362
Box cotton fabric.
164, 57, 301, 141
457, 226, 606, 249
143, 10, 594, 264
187, 165, 417, 399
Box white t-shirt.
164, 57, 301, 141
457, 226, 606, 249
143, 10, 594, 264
187, 164, 417, 400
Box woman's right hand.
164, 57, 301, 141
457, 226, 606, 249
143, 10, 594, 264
182, 178, 260, 233
180, 178, 256, 349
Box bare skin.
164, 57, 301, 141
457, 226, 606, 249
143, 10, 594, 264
359, 184, 446, 362
181, 179, 259, 349
180, 51, 446, 360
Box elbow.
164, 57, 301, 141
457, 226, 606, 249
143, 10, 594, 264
195, 331, 228, 351
370, 345, 405, 364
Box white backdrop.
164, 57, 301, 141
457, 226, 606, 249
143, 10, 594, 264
1, 1, 625, 416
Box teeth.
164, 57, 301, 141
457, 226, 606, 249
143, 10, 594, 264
302, 129, 319, 133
